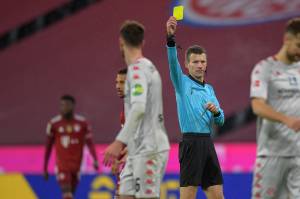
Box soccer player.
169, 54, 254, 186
250, 18, 300, 199
112, 68, 128, 199
166, 16, 225, 199
103, 20, 170, 199
43, 95, 98, 199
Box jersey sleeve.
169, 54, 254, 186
250, 61, 270, 99
46, 122, 54, 137
167, 46, 184, 92
128, 65, 148, 105
85, 122, 93, 139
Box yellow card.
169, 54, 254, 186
173, 5, 184, 20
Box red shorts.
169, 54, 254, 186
56, 170, 80, 188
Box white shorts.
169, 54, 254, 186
119, 151, 169, 198
251, 156, 300, 199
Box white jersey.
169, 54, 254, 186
250, 56, 300, 156
124, 57, 170, 156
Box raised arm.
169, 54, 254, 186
166, 16, 184, 92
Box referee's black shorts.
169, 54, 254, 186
179, 133, 223, 189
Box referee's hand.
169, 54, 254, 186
206, 102, 220, 115
167, 16, 177, 36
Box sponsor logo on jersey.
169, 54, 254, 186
133, 66, 140, 70
61, 136, 70, 148
179, 0, 300, 26
132, 84, 144, 96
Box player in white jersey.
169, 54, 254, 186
250, 17, 300, 199
103, 20, 170, 199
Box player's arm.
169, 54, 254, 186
116, 68, 147, 144
250, 62, 300, 131
103, 68, 147, 166
251, 98, 289, 123
43, 122, 55, 180
251, 98, 300, 131
166, 16, 184, 92
85, 123, 99, 170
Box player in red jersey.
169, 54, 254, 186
112, 68, 128, 199
43, 95, 98, 199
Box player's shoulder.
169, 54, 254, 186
254, 56, 276, 70
205, 83, 214, 91
74, 114, 87, 122
128, 57, 154, 72
49, 115, 63, 124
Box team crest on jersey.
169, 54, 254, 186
132, 84, 144, 96
74, 124, 81, 132
288, 76, 298, 86
66, 125, 73, 133
176, 0, 300, 26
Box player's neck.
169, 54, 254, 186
124, 48, 143, 65
190, 74, 204, 83
62, 112, 74, 120
275, 47, 292, 65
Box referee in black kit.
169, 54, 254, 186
166, 16, 225, 199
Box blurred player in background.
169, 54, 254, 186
112, 68, 128, 199
43, 95, 98, 199
166, 16, 225, 199
104, 20, 170, 199
251, 17, 300, 199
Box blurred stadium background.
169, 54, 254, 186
0, 0, 299, 198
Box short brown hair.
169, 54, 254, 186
286, 17, 300, 35
120, 20, 145, 47
185, 45, 206, 62
118, 68, 127, 75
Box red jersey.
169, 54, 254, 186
46, 114, 92, 171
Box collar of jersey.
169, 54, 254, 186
188, 75, 205, 87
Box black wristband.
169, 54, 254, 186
166, 34, 176, 47
213, 112, 221, 117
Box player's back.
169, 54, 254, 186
126, 58, 170, 155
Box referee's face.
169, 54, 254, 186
186, 53, 207, 81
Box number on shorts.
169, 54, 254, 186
135, 177, 141, 192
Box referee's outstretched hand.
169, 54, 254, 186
167, 16, 177, 36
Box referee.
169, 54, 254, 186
166, 16, 225, 199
